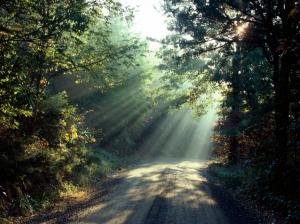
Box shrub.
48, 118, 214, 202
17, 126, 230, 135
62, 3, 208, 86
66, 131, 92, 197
0, 92, 91, 215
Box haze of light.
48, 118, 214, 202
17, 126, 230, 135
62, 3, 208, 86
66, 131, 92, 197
140, 107, 219, 161
120, 0, 170, 50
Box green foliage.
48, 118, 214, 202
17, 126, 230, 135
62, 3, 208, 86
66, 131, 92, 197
14, 195, 34, 216
208, 163, 245, 189
50, 14, 159, 154
0, 0, 159, 218
157, 45, 219, 115
73, 147, 124, 186
61, 15, 147, 92
163, 0, 300, 221
0, 92, 91, 214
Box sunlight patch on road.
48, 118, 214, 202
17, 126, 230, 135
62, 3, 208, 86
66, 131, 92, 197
73, 160, 227, 224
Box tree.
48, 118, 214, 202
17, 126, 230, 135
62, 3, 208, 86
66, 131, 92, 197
0, 0, 135, 215
163, 0, 300, 185
0, 0, 96, 132
51, 16, 156, 149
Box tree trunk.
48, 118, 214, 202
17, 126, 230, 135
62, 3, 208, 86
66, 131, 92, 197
228, 43, 242, 165
229, 135, 239, 165
272, 51, 291, 193
274, 53, 290, 161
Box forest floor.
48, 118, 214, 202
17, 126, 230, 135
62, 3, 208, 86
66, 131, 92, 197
18, 159, 267, 224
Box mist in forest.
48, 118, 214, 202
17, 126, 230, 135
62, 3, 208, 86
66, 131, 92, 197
140, 107, 218, 160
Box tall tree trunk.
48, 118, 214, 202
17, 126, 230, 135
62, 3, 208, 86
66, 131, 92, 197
229, 135, 239, 165
274, 53, 290, 161
228, 90, 240, 165
272, 51, 291, 193
228, 43, 242, 165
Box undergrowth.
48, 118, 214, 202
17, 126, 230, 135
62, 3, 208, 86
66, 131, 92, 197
0, 146, 129, 221
208, 161, 300, 224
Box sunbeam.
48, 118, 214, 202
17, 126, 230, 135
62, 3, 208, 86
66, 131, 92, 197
88, 95, 140, 125
140, 110, 186, 157
103, 103, 148, 139
139, 105, 219, 161
184, 108, 218, 160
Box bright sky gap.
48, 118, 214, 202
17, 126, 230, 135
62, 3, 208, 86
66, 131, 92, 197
120, 0, 169, 50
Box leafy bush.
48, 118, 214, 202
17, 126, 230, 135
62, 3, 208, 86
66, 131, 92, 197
208, 163, 245, 189
0, 92, 92, 216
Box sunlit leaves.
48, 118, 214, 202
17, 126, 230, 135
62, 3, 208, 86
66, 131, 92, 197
65, 16, 147, 92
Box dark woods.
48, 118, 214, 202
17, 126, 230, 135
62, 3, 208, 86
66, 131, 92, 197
162, 0, 299, 222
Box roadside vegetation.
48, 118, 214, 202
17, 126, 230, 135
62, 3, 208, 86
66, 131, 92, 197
0, 0, 161, 219
160, 1, 300, 223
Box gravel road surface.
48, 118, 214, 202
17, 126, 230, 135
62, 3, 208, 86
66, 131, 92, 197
63, 160, 258, 224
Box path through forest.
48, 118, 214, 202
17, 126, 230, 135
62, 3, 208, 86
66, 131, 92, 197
61, 160, 258, 224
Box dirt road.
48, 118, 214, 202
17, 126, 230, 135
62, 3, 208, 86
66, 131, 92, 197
62, 160, 258, 224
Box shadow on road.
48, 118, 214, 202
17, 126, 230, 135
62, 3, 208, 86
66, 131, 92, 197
27, 160, 260, 224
